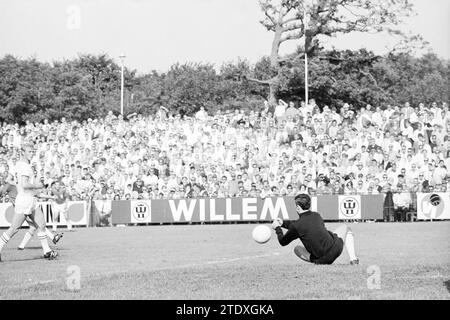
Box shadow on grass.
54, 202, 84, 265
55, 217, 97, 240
6, 256, 44, 262
444, 280, 450, 294
16, 246, 69, 251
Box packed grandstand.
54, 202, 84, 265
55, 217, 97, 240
0, 100, 449, 206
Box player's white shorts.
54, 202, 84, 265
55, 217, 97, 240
15, 196, 37, 216
52, 202, 68, 215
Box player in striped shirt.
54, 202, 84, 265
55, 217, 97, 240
49, 180, 73, 232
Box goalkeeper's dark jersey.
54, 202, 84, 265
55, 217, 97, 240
275, 210, 340, 262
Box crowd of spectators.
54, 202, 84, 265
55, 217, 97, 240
0, 100, 449, 211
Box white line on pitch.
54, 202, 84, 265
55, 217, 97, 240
5, 252, 284, 290
205, 253, 279, 265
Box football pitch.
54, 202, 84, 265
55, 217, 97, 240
0, 221, 449, 300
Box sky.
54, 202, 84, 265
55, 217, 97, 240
0, 0, 448, 74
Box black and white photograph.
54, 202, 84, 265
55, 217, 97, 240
0, 0, 449, 304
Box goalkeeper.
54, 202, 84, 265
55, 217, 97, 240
272, 194, 359, 265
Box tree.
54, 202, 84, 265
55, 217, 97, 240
0, 56, 58, 123
70, 54, 136, 115
159, 62, 220, 115
217, 59, 266, 112
372, 52, 450, 106
129, 71, 165, 116
0, 50, 447, 123
0, 54, 138, 123
249, 0, 416, 106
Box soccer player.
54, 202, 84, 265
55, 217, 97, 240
49, 180, 73, 232
17, 195, 64, 251
0, 173, 63, 251
272, 193, 359, 265
0, 144, 58, 261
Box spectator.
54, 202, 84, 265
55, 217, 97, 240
392, 184, 412, 222
0, 100, 448, 202
274, 99, 288, 122
195, 106, 208, 121
284, 102, 299, 119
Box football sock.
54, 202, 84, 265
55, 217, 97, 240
37, 232, 51, 254
66, 217, 72, 230
18, 229, 35, 249
0, 233, 10, 252
45, 228, 55, 241
345, 231, 357, 261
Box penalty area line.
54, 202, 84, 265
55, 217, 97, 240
204, 252, 282, 265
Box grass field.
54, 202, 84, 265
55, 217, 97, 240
0, 221, 449, 300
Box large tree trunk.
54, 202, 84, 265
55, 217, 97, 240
268, 81, 278, 107
268, 25, 282, 107
270, 26, 282, 68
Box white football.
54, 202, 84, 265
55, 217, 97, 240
252, 225, 272, 244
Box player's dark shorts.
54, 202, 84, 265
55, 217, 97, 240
310, 231, 344, 265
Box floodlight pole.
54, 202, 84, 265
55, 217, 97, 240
304, 6, 309, 109
119, 53, 126, 116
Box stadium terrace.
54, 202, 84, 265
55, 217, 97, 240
1, 100, 449, 223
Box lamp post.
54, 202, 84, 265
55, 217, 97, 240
304, 3, 309, 109
119, 53, 126, 116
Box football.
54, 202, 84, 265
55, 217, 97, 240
252, 225, 272, 244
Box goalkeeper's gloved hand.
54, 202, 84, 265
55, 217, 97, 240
272, 217, 283, 230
